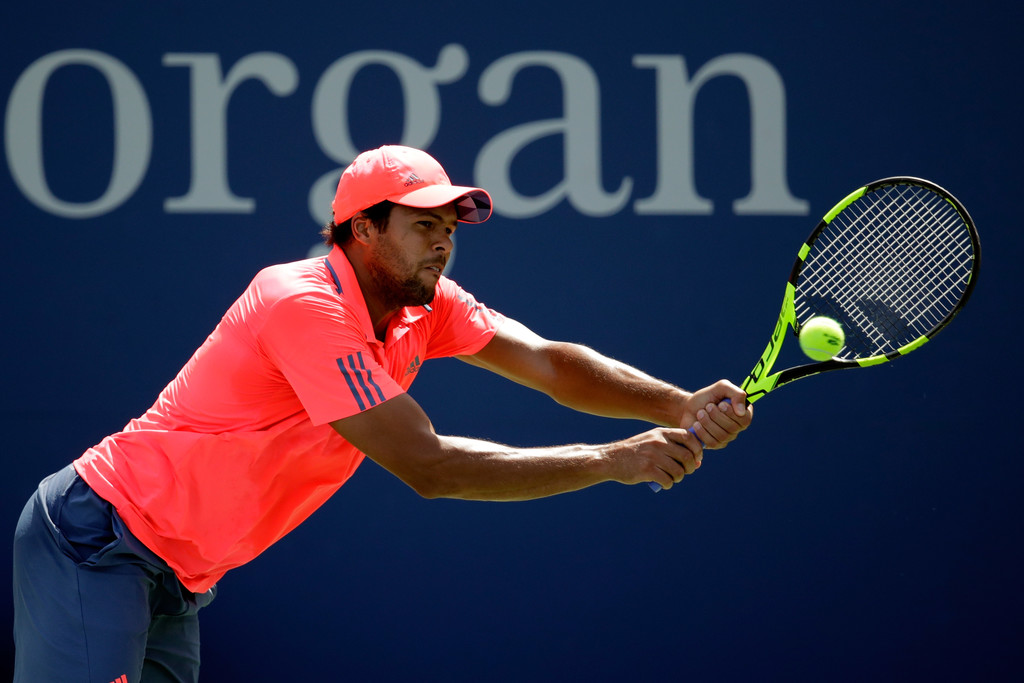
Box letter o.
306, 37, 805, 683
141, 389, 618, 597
5, 50, 152, 219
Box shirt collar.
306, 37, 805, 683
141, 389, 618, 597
326, 245, 377, 343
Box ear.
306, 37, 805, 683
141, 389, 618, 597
350, 212, 375, 245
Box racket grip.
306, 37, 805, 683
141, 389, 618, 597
647, 399, 730, 493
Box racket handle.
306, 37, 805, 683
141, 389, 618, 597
647, 399, 730, 493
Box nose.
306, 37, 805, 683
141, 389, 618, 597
434, 233, 453, 254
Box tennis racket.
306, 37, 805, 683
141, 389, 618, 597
650, 176, 980, 492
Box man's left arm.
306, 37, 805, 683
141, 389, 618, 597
459, 318, 751, 449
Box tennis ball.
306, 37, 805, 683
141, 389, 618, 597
798, 316, 845, 361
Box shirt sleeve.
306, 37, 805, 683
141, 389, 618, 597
257, 289, 404, 426
425, 278, 505, 359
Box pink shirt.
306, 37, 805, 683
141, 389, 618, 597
75, 246, 502, 592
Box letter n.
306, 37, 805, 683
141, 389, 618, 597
633, 54, 808, 216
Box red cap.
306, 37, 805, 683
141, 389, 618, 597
331, 145, 492, 224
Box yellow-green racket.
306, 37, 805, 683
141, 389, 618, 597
651, 177, 980, 491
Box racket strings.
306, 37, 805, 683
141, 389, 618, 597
820, 199, 969, 352
861, 196, 969, 325
804, 188, 972, 353
795, 184, 975, 359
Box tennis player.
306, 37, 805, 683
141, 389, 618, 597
13, 145, 751, 682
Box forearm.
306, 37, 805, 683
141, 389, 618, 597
416, 435, 613, 501
466, 321, 691, 428
536, 344, 753, 448
336, 393, 641, 501
540, 342, 689, 426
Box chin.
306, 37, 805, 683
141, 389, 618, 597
417, 288, 437, 307
406, 280, 436, 307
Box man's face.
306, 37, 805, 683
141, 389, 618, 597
366, 202, 458, 309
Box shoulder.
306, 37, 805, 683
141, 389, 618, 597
417, 277, 505, 358
433, 277, 488, 314
241, 257, 362, 333
250, 257, 332, 300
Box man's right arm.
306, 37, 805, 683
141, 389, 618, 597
329, 392, 704, 500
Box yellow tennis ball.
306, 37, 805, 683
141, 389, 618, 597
799, 316, 845, 361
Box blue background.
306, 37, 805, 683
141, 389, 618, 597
2, 1, 1022, 680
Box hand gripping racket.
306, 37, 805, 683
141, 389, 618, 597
650, 176, 980, 491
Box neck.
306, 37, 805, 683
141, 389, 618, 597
340, 243, 400, 341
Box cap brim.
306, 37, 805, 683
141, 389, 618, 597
389, 185, 493, 224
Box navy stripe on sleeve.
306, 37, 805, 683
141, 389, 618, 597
336, 352, 385, 410
353, 351, 387, 403
337, 356, 366, 410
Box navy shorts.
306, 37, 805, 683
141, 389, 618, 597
13, 465, 217, 683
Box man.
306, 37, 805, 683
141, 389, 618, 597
13, 145, 752, 682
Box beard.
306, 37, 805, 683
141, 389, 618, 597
367, 238, 439, 310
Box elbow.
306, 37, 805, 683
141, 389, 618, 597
400, 469, 456, 500
408, 478, 444, 500
377, 437, 475, 500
